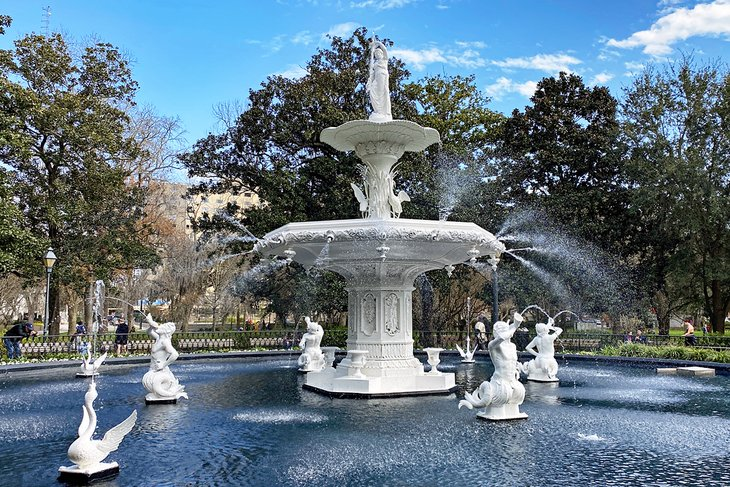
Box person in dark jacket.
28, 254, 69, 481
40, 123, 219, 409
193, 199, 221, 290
3, 322, 36, 359
115, 319, 130, 355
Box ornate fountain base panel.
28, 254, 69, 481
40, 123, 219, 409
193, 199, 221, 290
476, 405, 528, 422
58, 462, 120, 482
303, 366, 456, 398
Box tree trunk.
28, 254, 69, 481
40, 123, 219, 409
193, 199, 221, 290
710, 279, 726, 334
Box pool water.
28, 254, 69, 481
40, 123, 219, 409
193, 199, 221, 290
1, 355, 728, 486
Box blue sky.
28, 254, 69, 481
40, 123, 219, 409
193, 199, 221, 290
2, 0, 729, 151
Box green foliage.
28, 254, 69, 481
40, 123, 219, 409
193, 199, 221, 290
621, 56, 730, 333
321, 327, 347, 348
498, 72, 627, 249
0, 21, 159, 328
597, 343, 730, 363
0, 169, 43, 276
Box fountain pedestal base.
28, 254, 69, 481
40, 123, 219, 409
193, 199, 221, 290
75, 371, 99, 378
58, 462, 120, 482
476, 405, 528, 421
303, 363, 456, 398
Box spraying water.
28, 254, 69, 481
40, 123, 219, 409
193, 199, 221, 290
520, 304, 551, 320
215, 212, 261, 244
495, 209, 636, 314
434, 153, 479, 221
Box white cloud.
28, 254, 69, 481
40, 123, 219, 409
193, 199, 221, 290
606, 0, 730, 56
485, 77, 537, 100
623, 61, 645, 77
291, 31, 313, 46
350, 0, 415, 10
272, 65, 309, 79
492, 53, 582, 73
589, 72, 614, 85
455, 40, 487, 49
390, 47, 447, 69
322, 22, 360, 40
446, 49, 486, 69
389, 43, 487, 70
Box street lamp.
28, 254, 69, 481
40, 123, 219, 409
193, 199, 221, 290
488, 254, 500, 326
43, 247, 57, 335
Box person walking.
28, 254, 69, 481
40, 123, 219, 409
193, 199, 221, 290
683, 320, 696, 346
3, 322, 36, 359
70, 320, 87, 352
115, 319, 129, 355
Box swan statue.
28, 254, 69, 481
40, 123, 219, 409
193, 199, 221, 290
350, 182, 369, 217
59, 381, 137, 479
76, 351, 108, 377
455, 341, 478, 363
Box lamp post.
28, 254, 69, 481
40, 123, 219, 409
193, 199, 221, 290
488, 254, 500, 326
43, 247, 57, 336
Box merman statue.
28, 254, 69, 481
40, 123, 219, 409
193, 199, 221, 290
142, 314, 188, 403
458, 312, 528, 421
297, 317, 325, 372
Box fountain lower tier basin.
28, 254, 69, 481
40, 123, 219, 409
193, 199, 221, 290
3, 357, 730, 486
303, 361, 456, 398
254, 218, 504, 271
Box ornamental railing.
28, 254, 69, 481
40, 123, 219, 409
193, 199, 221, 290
3, 330, 728, 360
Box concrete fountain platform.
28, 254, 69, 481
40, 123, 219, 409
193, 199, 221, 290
656, 366, 716, 376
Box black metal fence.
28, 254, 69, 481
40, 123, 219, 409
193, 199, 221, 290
3, 330, 729, 360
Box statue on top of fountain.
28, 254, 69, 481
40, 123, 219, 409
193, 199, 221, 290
519, 318, 562, 382
298, 317, 325, 372
458, 312, 528, 420
366, 38, 392, 122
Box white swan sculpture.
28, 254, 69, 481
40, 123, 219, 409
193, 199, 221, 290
59, 382, 137, 480
455, 342, 478, 363
76, 351, 108, 377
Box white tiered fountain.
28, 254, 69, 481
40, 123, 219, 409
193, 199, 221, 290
254, 39, 504, 397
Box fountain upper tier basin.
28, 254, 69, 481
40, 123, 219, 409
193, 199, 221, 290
320, 119, 440, 162
254, 218, 504, 274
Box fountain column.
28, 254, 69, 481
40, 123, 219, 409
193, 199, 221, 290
339, 267, 422, 375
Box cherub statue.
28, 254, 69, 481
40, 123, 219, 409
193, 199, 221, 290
297, 317, 325, 372
520, 318, 562, 382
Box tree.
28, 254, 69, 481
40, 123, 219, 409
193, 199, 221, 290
497, 72, 628, 248
0, 169, 42, 277
401, 74, 504, 222
621, 57, 730, 333
494, 73, 635, 315
148, 233, 212, 331
0, 21, 158, 333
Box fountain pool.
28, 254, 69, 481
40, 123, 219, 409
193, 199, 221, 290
1, 355, 729, 486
